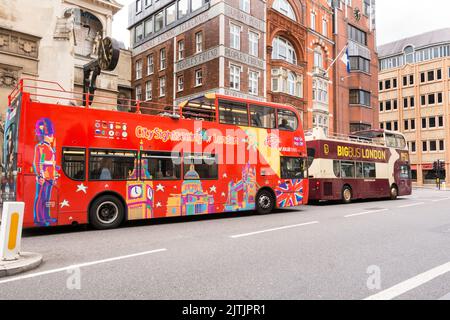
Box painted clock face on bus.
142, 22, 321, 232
130, 185, 143, 199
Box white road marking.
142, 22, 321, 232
397, 202, 425, 208
432, 197, 450, 202
0, 248, 167, 285
230, 221, 319, 239
439, 292, 450, 300
344, 209, 388, 218
364, 261, 450, 300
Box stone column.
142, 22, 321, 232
417, 164, 424, 186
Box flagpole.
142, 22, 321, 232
323, 43, 349, 76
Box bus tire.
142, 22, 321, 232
256, 189, 275, 215
342, 186, 352, 204
390, 185, 399, 200
89, 195, 125, 230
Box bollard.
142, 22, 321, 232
0, 202, 25, 261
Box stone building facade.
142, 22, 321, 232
0, 0, 132, 116
378, 28, 450, 185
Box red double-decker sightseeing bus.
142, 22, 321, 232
306, 128, 412, 203
2, 79, 309, 229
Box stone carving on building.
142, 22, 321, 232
0, 67, 19, 88
0, 28, 39, 59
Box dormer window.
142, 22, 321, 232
404, 45, 415, 64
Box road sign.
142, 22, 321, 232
0, 202, 25, 261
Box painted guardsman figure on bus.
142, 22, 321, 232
33, 118, 59, 226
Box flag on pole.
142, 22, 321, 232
340, 47, 350, 73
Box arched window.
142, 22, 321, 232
404, 45, 415, 64
272, 36, 297, 64
314, 47, 323, 68
273, 0, 297, 21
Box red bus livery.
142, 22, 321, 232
306, 128, 412, 203
2, 79, 309, 229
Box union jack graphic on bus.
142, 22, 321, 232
275, 180, 304, 208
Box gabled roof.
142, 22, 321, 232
378, 28, 450, 58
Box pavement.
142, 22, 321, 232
0, 253, 43, 278
0, 188, 449, 300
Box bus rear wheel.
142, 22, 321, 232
342, 186, 352, 204
256, 190, 275, 215
390, 186, 398, 200
89, 195, 125, 230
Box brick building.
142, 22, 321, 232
332, 0, 379, 135
128, 0, 378, 134
378, 28, 450, 185
129, 0, 267, 113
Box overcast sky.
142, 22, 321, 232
112, 0, 450, 49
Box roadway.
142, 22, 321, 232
0, 188, 450, 300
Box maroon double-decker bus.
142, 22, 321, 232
306, 128, 412, 203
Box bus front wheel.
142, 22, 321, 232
89, 195, 125, 230
342, 186, 353, 204
256, 190, 275, 215
390, 185, 399, 200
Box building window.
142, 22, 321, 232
145, 81, 152, 100
240, 0, 250, 13
166, 3, 176, 25
410, 96, 415, 108
154, 11, 164, 32
437, 69, 442, 80
385, 79, 391, 90
438, 92, 443, 104
144, 18, 153, 37
313, 79, 328, 103
178, 0, 189, 18
249, 71, 258, 95
439, 140, 445, 151
411, 119, 415, 130
160, 48, 166, 70
393, 78, 397, 88
147, 55, 154, 75
195, 69, 203, 87
428, 93, 435, 105
177, 75, 184, 92
421, 95, 426, 106
195, 32, 203, 53
363, 0, 370, 16
404, 120, 409, 131
230, 65, 241, 91
379, 81, 383, 91
159, 77, 166, 97
429, 117, 436, 128
135, 60, 143, 79
322, 19, 328, 37
348, 24, 367, 46
135, 85, 142, 101
410, 141, 416, 153
272, 36, 297, 64
135, 23, 144, 43
379, 101, 384, 112
310, 12, 316, 30
191, 0, 203, 11
422, 118, 427, 129
404, 46, 415, 64
349, 56, 370, 73
273, 0, 297, 21
428, 70, 435, 82
230, 24, 241, 50
178, 40, 185, 60
439, 116, 444, 127
136, 0, 142, 13
430, 140, 437, 152
403, 98, 408, 109
410, 75, 414, 85
314, 48, 323, 69
422, 141, 428, 152
249, 31, 259, 57
349, 89, 370, 107
420, 72, 425, 83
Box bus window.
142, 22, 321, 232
89, 150, 137, 181
356, 162, 364, 178
63, 148, 86, 181
142, 151, 181, 180
278, 109, 298, 131
250, 105, 276, 129
400, 165, 411, 179
219, 100, 249, 126
183, 153, 218, 180
340, 161, 355, 178
363, 163, 376, 178
333, 160, 341, 178
280, 157, 305, 179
